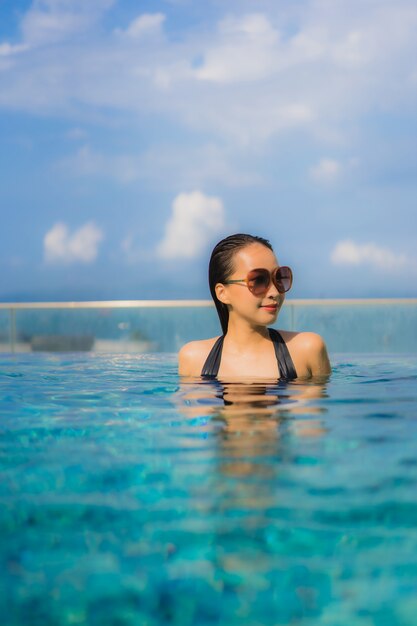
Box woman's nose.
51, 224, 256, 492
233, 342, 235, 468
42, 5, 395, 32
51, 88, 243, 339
266, 280, 279, 298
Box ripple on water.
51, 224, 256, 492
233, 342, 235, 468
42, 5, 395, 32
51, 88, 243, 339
1, 353, 417, 626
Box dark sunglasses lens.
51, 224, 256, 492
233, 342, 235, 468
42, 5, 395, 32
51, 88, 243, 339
247, 270, 270, 295
275, 267, 293, 293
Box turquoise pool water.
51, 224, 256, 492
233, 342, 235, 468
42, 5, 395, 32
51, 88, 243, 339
1, 353, 417, 626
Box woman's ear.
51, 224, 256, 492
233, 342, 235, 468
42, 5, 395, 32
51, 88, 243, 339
215, 282, 230, 305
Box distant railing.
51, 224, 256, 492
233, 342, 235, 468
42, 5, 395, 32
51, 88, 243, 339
1, 299, 416, 354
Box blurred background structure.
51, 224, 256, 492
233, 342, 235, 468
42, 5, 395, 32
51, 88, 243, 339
1, 299, 416, 354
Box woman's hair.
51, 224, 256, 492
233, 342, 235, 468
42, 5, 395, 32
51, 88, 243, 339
208, 233, 273, 334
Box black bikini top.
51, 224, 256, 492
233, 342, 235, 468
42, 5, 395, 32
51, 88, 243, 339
201, 328, 297, 380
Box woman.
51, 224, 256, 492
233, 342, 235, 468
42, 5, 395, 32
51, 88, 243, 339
178, 233, 331, 380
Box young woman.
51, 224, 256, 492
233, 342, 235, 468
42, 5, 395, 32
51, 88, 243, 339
178, 233, 331, 380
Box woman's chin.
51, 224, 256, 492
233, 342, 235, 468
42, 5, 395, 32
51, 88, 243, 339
259, 307, 279, 321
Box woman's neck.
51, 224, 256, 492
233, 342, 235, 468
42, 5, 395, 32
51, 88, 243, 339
224, 317, 270, 350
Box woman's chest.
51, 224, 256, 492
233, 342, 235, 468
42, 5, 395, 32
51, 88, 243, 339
217, 348, 279, 379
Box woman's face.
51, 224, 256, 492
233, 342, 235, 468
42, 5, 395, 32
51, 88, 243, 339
219, 243, 286, 326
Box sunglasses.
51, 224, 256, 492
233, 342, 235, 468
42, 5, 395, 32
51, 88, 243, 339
225, 266, 293, 296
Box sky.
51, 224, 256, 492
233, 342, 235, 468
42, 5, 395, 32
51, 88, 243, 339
1, 0, 416, 301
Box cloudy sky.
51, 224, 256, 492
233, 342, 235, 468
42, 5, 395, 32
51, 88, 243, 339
1, 0, 416, 301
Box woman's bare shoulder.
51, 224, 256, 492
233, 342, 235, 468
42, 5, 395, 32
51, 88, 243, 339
178, 337, 220, 376
280, 330, 326, 349
278, 330, 331, 377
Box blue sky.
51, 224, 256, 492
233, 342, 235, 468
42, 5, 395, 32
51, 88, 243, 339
1, 0, 416, 301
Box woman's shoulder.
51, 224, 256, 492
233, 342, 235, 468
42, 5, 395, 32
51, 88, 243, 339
279, 330, 326, 350
278, 330, 331, 377
178, 336, 221, 377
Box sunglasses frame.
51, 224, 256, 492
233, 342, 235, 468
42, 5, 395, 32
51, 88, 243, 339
225, 266, 293, 296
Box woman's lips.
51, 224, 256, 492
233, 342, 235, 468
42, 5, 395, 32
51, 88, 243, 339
261, 304, 278, 310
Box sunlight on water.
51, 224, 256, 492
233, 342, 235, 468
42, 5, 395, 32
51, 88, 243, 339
1, 353, 417, 626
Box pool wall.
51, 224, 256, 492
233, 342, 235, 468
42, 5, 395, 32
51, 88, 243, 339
0, 299, 416, 354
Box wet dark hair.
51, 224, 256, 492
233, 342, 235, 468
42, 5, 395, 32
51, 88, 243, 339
208, 233, 273, 334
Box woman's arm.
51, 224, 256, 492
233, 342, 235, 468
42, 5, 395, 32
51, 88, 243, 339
178, 342, 198, 377
304, 332, 331, 377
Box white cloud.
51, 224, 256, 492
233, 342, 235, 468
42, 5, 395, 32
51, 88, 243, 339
120, 234, 148, 264
65, 127, 88, 140
63, 145, 139, 183
0, 1, 416, 146
44, 221, 103, 264
310, 158, 342, 183
195, 13, 278, 83
310, 157, 360, 183
118, 13, 166, 39
21, 0, 114, 45
0, 43, 28, 56
157, 191, 225, 259
61, 142, 261, 188
331, 240, 416, 272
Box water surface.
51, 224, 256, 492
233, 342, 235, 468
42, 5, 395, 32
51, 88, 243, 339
1, 353, 417, 626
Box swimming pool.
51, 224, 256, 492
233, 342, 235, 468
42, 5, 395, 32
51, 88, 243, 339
1, 353, 417, 626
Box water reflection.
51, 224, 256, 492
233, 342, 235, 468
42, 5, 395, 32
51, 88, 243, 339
175, 376, 332, 621
177, 376, 329, 478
